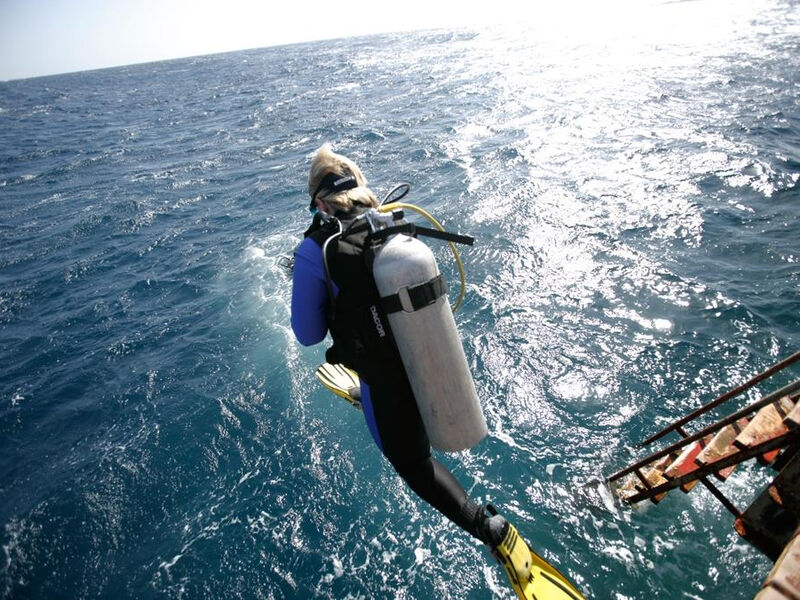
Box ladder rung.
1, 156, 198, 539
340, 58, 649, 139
614, 454, 678, 504
637, 454, 676, 503
783, 401, 800, 430
696, 418, 749, 480
734, 396, 796, 451
664, 436, 712, 492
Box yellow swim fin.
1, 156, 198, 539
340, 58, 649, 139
493, 520, 585, 600
314, 363, 362, 409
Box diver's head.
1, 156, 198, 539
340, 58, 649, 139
307, 144, 378, 216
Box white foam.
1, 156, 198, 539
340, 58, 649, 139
243, 246, 266, 261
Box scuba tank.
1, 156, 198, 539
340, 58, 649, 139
363, 208, 487, 452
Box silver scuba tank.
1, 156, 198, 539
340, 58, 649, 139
367, 210, 487, 452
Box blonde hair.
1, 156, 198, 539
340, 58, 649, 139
308, 144, 378, 214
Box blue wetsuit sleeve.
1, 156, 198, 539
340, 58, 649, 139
291, 236, 383, 452
291, 237, 335, 346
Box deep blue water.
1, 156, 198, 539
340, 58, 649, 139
2, 2, 800, 598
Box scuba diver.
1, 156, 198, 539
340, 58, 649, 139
290, 144, 508, 548
288, 145, 586, 600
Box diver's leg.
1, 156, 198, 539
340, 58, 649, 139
390, 453, 481, 536
362, 378, 505, 544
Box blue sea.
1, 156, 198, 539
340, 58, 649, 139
2, 1, 799, 598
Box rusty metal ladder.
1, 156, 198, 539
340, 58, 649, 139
606, 351, 800, 526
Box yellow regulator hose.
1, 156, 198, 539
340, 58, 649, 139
377, 202, 467, 313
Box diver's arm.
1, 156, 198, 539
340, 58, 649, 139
290, 237, 330, 346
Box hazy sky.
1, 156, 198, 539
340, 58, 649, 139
0, 0, 578, 81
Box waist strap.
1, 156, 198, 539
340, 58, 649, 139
381, 274, 447, 314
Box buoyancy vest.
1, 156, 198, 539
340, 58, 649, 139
304, 213, 401, 384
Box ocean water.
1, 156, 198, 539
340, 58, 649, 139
2, 1, 799, 598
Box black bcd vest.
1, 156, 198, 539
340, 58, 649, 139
305, 214, 401, 384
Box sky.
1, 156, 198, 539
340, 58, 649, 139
0, 0, 589, 81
